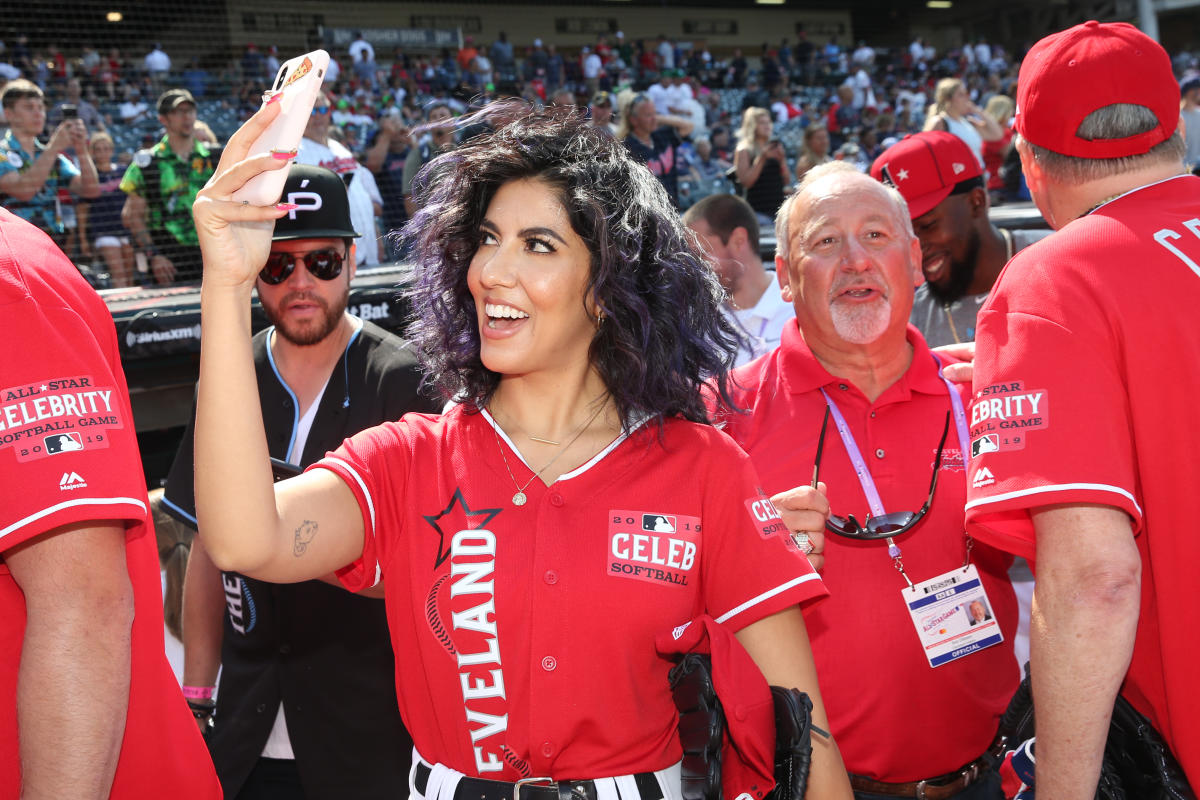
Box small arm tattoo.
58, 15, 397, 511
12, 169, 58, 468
293, 520, 319, 557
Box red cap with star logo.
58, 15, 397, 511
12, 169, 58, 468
869, 131, 983, 219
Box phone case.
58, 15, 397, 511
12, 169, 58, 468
232, 49, 329, 206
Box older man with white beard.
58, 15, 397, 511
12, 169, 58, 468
719, 161, 1019, 800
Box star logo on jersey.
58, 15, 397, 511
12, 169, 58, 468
423, 487, 502, 569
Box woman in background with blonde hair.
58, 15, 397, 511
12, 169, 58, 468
923, 77, 1003, 168
77, 131, 136, 287
734, 106, 791, 221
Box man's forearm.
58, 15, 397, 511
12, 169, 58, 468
182, 535, 225, 687
364, 135, 391, 173
1030, 504, 1141, 800
19, 591, 132, 798
1, 150, 60, 202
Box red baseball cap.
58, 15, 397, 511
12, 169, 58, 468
869, 131, 983, 219
1015, 21, 1178, 158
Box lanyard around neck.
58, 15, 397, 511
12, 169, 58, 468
818, 354, 968, 518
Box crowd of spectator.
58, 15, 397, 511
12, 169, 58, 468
2, 29, 1199, 287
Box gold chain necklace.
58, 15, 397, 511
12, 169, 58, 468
943, 229, 1013, 344
490, 400, 608, 506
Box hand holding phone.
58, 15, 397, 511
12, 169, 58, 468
232, 49, 329, 206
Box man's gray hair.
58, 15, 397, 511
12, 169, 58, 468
774, 161, 912, 263
1024, 103, 1185, 184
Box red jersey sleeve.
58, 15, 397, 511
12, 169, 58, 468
311, 419, 413, 591
698, 430, 828, 630
964, 252, 1140, 560
0, 296, 147, 552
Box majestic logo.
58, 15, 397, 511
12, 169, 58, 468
972, 466, 996, 489
58, 471, 87, 490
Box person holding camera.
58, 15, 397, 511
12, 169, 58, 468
0, 78, 99, 241
734, 107, 792, 223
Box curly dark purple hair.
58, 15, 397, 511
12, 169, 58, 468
402, 101, 740, 428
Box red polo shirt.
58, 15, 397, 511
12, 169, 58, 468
964, 174, 1200, 788
722, 321, 1019, 782
316, 407, 827, 781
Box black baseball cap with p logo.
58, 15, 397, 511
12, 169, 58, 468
272, 164, 361, 241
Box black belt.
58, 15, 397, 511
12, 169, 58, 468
414, 762, 665, 800
848, 733, 1009, 800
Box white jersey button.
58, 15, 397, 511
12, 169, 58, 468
541, 655, 557, 671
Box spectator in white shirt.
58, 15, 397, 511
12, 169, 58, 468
297, 94, 383, 266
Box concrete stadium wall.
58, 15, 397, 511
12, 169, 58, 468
226, 2, 854, 57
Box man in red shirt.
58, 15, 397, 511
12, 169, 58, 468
721, 160, 1018, 799
964, 21, 1200, 797
0, 208, 220, 798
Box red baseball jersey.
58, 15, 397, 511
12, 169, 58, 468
964, 174, 1200, 787
314, 405, 826, 781
722, 322, 1019, 782
0, 209, 220, 798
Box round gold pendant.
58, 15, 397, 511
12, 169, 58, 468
513, 491, 527, 506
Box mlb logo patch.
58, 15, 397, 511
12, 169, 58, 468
642, 514, 676, 533
45, 432, 84, 454
970, 434, 999, 458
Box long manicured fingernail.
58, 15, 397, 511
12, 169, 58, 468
271, 149, 297, 160
263, 92, 282, 106
275, 203, 299, 211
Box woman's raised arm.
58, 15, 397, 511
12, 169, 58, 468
190, 100, 365, 583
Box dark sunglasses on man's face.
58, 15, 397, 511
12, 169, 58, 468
312, 105, 330, 115
259, 249, 345, 285
812, 405, 951, 541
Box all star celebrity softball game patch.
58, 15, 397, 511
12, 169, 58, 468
969, 381, 1050, 456
0, 375, 125, 463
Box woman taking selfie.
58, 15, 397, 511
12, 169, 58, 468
190, 100, 850, 800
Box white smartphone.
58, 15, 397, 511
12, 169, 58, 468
232, 49, 329, 206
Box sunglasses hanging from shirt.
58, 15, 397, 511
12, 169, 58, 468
813, 356, 1004, 668
260, 249, 345, 285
